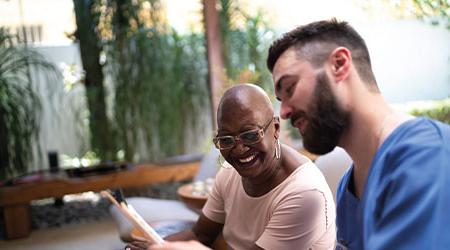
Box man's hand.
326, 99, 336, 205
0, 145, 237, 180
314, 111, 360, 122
148, 240, 212, 250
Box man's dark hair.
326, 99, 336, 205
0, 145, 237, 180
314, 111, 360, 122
267, 18, 378, 89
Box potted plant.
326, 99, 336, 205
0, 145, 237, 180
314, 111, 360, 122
0, 28, 58, 181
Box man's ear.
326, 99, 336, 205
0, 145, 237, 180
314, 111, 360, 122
329, 47, 351, 83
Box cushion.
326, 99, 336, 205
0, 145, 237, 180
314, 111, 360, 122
193, 147, 220, 182
314, 147, 352, 201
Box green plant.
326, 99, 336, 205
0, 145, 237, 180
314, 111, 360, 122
358, 0, 450, 29
410, 99, 450, 124
103, 0, 208, 162
0, 28, 58, 180
218, 0, 274, 93
71, 0, 275, 163
107, 29, 208, 161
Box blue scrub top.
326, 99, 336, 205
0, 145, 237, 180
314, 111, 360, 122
336, 118, 450, 250
336, 168, 362, 250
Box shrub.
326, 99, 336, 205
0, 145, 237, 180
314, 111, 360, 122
410, 99, 450, 124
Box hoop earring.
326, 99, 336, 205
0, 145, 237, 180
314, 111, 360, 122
275, 139, 281, 160
218, 154, 232, 169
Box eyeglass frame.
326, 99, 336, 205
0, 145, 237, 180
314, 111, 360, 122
213, 117, 276, 150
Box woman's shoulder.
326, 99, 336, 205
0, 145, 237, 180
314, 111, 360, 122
281, 160, 332, 198
280, 144, 311, 173
275, 164, 335, 214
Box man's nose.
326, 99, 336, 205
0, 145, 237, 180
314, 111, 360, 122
279, 101, 293, 120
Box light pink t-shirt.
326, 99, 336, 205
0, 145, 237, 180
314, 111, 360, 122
202, 161, 336, 250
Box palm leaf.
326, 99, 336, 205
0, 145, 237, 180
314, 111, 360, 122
0, 28, 59, 180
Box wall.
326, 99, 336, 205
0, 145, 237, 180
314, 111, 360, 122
359, 20, 450, 103
29, 43, 89, 170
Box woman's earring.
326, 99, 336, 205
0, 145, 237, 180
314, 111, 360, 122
218, 154, 232, 169
275, 139, 281, 160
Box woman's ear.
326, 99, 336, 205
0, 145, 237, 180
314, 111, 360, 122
274, 117, 281, 139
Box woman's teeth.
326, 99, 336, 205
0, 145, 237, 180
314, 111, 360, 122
239, 154, 256, 163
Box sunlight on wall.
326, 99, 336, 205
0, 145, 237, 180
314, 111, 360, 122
0, 0, 75, 45
165, 0, 404, 32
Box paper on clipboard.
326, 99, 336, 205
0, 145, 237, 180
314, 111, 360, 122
101, 190, 164, 244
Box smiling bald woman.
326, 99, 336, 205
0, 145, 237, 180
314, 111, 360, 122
129, 84, 336, 250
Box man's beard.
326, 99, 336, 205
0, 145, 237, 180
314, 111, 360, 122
293, 71, 350, 155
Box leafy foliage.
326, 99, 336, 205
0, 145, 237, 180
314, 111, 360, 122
105, 29, 208, 161
0, 28, 58, 180
218, 0, 274, 93
358, 0, 450, 28
411, 0, 449, 28
99, 0, 209, 161
72, 0, 274, 162
410, 99, 450, 124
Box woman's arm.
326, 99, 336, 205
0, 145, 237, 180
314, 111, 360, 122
189, 213, 223, 246
163, 213, 223, 245
147, 240, 212, 250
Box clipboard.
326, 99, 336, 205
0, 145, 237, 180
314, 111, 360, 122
101, 189, 164, 244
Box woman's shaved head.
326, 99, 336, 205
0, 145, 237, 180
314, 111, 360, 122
217, 84, 273, 126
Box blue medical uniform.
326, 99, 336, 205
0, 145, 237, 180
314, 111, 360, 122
336, 118, 450, 250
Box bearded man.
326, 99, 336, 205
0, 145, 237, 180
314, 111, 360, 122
267, 18, 450, 249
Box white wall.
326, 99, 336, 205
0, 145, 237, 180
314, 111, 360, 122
357, 20, 450, 103
0, 0, 75, 45
32, 43, 89, 169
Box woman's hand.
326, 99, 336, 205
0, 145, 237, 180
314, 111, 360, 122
124, 236, 152, 250
124, 237, 211, 250
148, 240, 212, 250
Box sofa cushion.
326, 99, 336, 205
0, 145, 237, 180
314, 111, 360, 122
314, 147, 352, 201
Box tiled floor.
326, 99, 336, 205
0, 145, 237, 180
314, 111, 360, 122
0, 193, 123, 250
0, 219, 124, 250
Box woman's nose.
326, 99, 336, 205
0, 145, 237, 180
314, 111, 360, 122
231, 141, 249, 154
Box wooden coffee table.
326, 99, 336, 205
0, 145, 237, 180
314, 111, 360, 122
177, 183, 208, 214
0, 160, 201, 239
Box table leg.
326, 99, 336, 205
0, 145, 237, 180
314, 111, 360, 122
3, 203, 31, 239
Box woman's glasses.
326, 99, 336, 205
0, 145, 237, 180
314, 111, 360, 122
213, 118, 274, 150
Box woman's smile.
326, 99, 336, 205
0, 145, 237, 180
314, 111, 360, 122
233, 152, 260, 169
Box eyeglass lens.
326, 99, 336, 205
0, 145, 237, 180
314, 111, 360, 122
215, 118, 274, 149
217, 130, 262, 149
